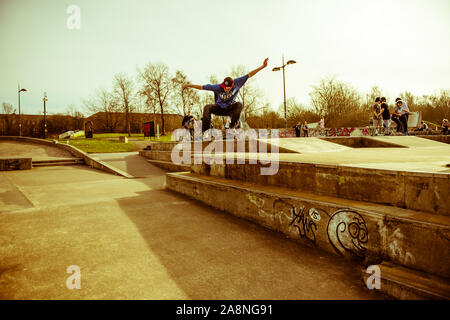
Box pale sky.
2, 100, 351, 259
1, 0, 449, 116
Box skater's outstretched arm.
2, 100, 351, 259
182, 83, 203, 90
248, 58, 269, 78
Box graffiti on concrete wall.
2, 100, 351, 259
309, 127, 371, 137
327, 127, 355, 136
327, 209, 368, 258
267, 197, 369, 259
279, 128, 296, 138
275, 127, 372, 138
288, 206, 318, 243
386, 228, 416, 265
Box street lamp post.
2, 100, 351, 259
18, 85, 27, 136
272, 55, 296, 128
43, 92, 48, 139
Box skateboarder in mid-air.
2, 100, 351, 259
182, 58, 269, 139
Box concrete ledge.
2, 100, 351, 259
321, 136, 406, 148
140, 150, 176, 162
32, 158, 85, 167
147, 159, 190, 172
419, 135, 450, 144
362, 262, 450, 300
192, 159, 450, 216
166, 172, 450, 280
144, 140, 298, 154
0, 157, 32, 171
0, 136, 133, 178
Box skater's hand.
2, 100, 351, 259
249, 58, 269, 78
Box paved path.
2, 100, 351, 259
0, 141, 74, 161
250, 137, 450, 173
0, 146, 385, 299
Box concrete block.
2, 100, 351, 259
404, 174, 449, 216
166, 172, 450, 279
0, 157, 32, 171
362, 262, 450, 300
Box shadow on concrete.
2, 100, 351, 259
112, 154, 385, 299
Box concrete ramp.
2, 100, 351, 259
260, 137, 351, 153
0, 172, 34, 212
90, 152, 165, 178
0, 141, 75, 161
369, 136, 449, 148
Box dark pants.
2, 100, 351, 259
392, 115, 402, 132
202, 102, 243, 132
400, 114, 409, 134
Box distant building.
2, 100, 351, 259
85, 112, 183, 134
0, 113, 83, 137
0, 112, 183, 137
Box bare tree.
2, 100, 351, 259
1, 102, 16, 135
66, 104, 84, 118
277, 97, 312, 126
230, 65, 263, 121
430, 89, 450, 120
309, 76, 362, 127
113, 73, 135, 136
139, 87, 158, 120
138, 62, 172, 135
65, 104, 84, 130
84, 88, 121, 132
171, 70, 200, 115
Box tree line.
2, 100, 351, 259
1, 64, 449, 136
82, 62, 265, 135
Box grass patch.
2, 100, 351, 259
59, 138, 136, 153
93, 133, 145, 139
54, 132, 174, 153
92, 133, 174, 142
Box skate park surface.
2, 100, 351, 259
145, 135, 450, 172
0, 141, 75, 161
0, 140, 385, 299
1, 135, 449, 299
142, 135, 450, 299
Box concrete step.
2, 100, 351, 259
362, 262, 450, 300
144, 140, 298, 153
320, 136, 406, 148
32, 158, 84, 167
369, 136, 448, 148
0, 157, 32, 171
140, 150, 175, 162
166, 172, 450, 282
419, 135, 450, 144
259, 137, 352, 153
146, 159, 190, 172
192, 160, 450, 216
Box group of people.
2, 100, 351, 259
414, 120, 432, 134
180, 57, 448, 140
294, 122, 309, 137
372, 97, 410, 135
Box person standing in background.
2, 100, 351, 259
396, 99, 410, 135
379, 97, 391, 136
372, 97, 382, 133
